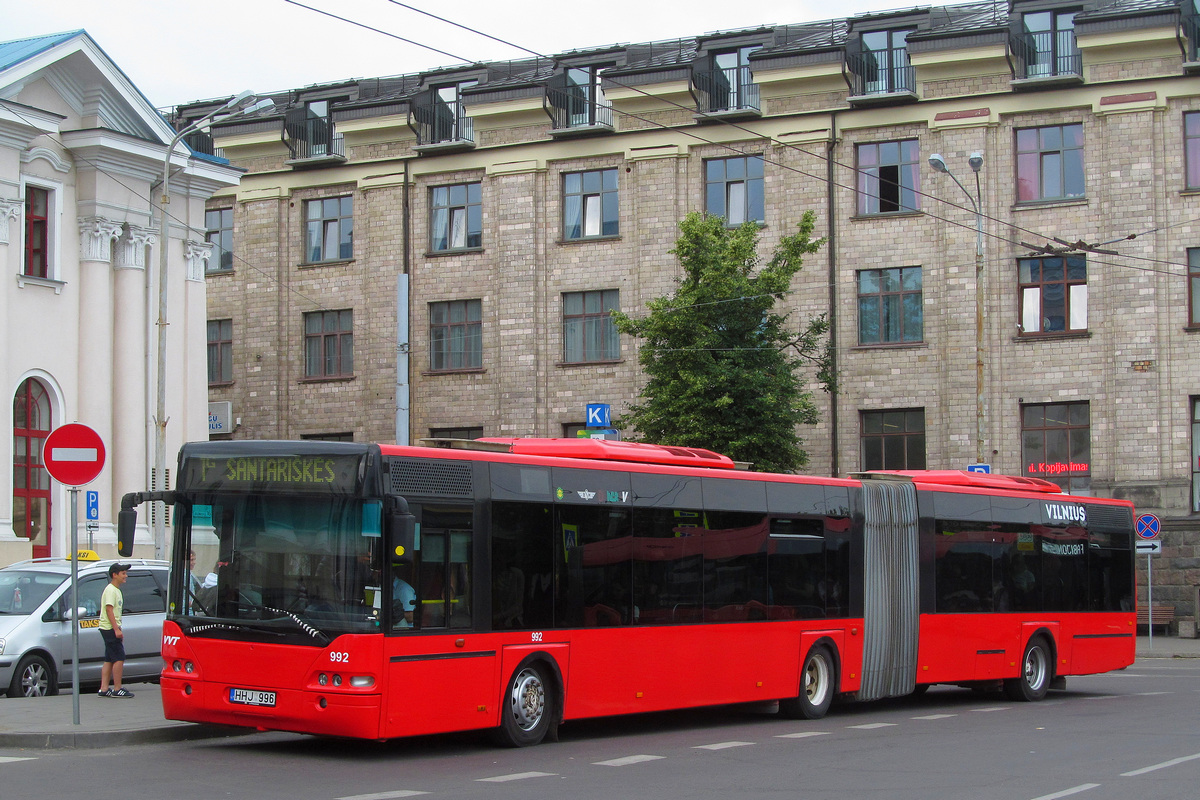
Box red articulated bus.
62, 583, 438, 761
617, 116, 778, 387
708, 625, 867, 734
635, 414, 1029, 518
118, 438, 1136, 746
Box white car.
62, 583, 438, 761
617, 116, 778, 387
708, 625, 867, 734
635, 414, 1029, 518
0, 557, 168, 698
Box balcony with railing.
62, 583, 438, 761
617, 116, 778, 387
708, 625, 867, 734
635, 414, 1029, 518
283, 115, 346, 166
847, 51, 917, 104
1185, 5, 1200, 72
410, 93, 475, 153
183, 130, 226, 161
1011, 29, 1082, 85
692, 65, 761, 120
545, 73, 614, 136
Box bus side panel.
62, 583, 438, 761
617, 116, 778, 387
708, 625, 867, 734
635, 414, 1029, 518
1055, 612, 1135, 676
382, 637, 499, 738
916, 613, 1026, 684
556, 622, 832, 721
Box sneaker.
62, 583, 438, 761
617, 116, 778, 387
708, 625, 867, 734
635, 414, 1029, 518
97, 688, 111, 697
110, 688, 134, 698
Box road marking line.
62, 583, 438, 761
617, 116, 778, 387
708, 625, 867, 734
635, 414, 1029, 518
694, 741, 755, 750
0, 757, 36, 764
1121, 751, 1200, 777
1030, 783, 1100, 800
336, 791, 428, 800
776, 731, 831, 738
1133, 691, 1170, 696
476, 772, 556, 783
973, 706, 1011, 712
848, 723, 897, 730
912, 714, 957, 720
1081, 695, 1118, 701
594, 755, 666, 766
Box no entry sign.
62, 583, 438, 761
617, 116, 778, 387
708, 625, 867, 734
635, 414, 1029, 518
43, 423, 106, 486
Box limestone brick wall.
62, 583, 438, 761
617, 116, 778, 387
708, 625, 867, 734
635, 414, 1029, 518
921, 73, 1010, 100
766, 91, 849, 116
1088, 56, 1182, 83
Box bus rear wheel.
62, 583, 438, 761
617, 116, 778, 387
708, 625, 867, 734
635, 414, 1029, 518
780, 644, 835, 720
1005, 636, 1052, 702
495, 661, 554, 747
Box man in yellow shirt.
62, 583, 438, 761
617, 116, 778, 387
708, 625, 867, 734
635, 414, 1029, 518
98, 563, 134, 698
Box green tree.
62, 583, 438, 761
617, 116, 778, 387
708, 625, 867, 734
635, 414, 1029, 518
612, 211, 830, 472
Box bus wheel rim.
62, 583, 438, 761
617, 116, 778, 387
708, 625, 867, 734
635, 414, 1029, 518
510, 668, 545, 731
805, 653, 829, 706
1024, 646, 1046, 690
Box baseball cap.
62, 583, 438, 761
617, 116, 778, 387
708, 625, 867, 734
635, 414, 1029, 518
108, 562, 130, 577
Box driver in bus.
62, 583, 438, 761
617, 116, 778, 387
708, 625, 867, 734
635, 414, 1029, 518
392, 566, 416, 628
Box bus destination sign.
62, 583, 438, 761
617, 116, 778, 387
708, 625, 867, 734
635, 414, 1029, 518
178, 454, 364, 494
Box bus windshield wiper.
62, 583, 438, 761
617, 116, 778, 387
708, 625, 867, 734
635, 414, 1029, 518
263, 606, 331, 645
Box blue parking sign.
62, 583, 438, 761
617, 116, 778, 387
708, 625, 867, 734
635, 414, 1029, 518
86, 490, 99, 521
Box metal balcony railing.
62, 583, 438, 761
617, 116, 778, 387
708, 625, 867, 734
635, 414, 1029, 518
1012, 29, 1081, 79
411, 98, 474, 146
847, 52, 916, 97
284, 117, 345, 161
545, 84, 614, 130
1185, 8, 1200, 63
693, 66, 761, 114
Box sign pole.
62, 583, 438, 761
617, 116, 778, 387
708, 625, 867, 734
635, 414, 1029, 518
1147, 551, 1153, 650
70, 488, 80, 725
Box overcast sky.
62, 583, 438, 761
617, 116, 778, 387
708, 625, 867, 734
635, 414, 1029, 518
5, 0, 910, 109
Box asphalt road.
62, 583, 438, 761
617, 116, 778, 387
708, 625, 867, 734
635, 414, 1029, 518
3, 659, 1199, 800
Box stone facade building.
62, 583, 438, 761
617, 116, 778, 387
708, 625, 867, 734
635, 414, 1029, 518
184, 1, 1200, 617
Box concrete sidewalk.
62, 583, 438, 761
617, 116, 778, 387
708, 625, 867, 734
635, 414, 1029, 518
2, 636, 1197, 750
0, 682, 249, 749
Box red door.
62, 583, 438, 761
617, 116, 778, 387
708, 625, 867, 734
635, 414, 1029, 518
13, 378, 52, 559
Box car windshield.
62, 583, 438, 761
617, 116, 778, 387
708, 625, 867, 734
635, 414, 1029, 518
180, 495, 384, 639
0, 570, 65, 615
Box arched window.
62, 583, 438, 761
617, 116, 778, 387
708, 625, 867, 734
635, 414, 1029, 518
13, 378, 52, 555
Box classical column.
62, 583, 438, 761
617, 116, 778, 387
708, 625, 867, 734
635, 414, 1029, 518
76, 217, 122, 549
112, 224, 155, 533
183, 240, 214, 444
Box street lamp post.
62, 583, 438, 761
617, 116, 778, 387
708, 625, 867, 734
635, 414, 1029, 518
928, 152, 986, 466
153, 91, 269, 559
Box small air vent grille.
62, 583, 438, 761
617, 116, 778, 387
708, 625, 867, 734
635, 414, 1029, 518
1087, 503, 1133, 533
388, 458, 473, 499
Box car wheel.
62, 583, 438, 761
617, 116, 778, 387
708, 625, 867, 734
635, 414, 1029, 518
9, 654, 58, 698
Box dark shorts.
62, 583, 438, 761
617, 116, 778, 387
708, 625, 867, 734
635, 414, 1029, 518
100, 628, 125, 663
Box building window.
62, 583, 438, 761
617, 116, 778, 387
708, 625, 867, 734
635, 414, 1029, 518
12, 378, 52, 553
856, 29, 915, 95
705, 46, 761, 112
563, 169, 618, 240
429, 299, 482, 371
563, 289, 619, 363
861, 409, 926, 470
207, 319, 233, 385
1190, 248, 1200, 328
1187, 112, 1200, 191
705, 155, 764, 226
857, 140, 920, 214
1016, 123, 1084, 202
858, 267, 922, 344
304, 310, 353, 378
1192, 398, 1200, 513
1019, 254, 1087, 334
1022, 401, 1090, 494
304, 196, 353, 263
24, 186, 50, 278
430, 182, 482, 251
430, 427, 483, 440
205, 209, 233, 273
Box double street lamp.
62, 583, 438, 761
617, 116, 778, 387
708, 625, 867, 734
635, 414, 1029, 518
153, 91, 272, 559
927, 152, 986, 467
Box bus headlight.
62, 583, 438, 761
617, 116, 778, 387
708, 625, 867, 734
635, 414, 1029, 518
350, 676, 374, 688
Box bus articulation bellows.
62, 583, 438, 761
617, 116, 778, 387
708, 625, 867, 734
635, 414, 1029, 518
118, 438, 1136, 746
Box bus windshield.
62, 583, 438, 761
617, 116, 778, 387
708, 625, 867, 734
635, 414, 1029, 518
180, 494, 384, 640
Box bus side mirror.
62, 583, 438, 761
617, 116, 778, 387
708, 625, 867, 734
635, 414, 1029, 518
117, 508, 136, 557
390, 512, 416, 564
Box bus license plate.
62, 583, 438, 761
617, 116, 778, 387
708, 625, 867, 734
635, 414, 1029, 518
230, 688, 276, 707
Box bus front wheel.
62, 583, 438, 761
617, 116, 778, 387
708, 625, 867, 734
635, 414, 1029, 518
496, 661, 554, 747
1005, 636, 1052, 702
780, 644, 835, 720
